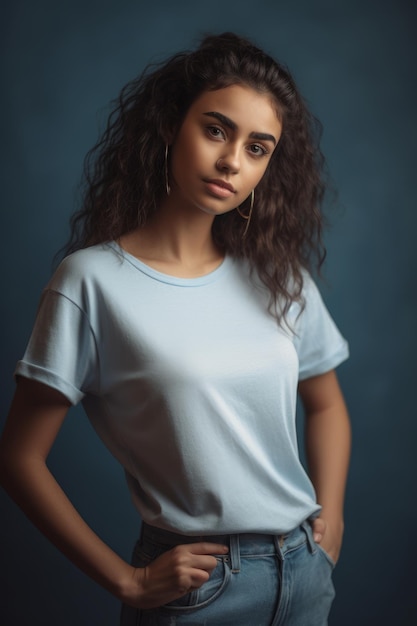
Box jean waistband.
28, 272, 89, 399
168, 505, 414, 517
140, 521, 315, 572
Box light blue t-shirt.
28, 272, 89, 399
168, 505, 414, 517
16, 242, 349, 535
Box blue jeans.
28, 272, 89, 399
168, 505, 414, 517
120, 521, 335, 626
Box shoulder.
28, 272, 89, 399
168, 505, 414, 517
300, 269, 322, 304
54, 242, 121, 278
278, 268, 321, 322
293, 269, 324, 311
50, 243, 124, 284
284, 270, 332, 333
46, 242, 126, 304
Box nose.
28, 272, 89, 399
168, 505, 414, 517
216, 146, 240, 174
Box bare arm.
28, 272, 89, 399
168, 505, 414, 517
298, 369, 351, 564
0, 378, 227, 608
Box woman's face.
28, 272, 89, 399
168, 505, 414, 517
168, 83, 282, 217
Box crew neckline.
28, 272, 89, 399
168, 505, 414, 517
107, 241, 232, 287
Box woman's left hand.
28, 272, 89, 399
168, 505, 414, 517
310, 516, 344, 565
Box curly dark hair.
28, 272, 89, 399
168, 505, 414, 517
65, 32, 328, 320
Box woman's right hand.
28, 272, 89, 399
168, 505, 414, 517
0, 378, 228, 610
127, 542, 229, 609
1, 378, 207, 607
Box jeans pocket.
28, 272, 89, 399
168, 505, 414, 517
161, 556, 231, 613
316, 543, 336, 570
303, 520, 336, 570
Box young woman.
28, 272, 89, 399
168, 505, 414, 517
0, 32, 350, 625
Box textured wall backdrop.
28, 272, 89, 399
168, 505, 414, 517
1, 1, 416, 624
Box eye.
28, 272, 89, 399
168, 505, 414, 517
206, 125, 226, 140
248, 143, 268, 157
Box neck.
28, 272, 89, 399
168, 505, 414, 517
119, 196, 224, 277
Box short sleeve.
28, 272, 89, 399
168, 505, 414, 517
293, 276, 349, 380
15, 289, 99, 404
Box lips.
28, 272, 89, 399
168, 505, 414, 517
207, 179, 236, 192
204, 178, 236, 198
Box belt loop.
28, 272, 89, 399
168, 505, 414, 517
302, 521, 316, 554
229, 534, 241, 573
274, 534, 285, 561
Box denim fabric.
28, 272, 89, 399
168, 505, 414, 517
120, 522, 335, 626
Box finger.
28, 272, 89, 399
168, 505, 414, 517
187, 554, 222, 575
311, 517, 327, 542
187, 542, 229, 555
187, 568, 212, 590
170, 560, 216, 594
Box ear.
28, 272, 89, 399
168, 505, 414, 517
160, 100, 185, 145
161, 126, 177, 146
160, 114, 180, 146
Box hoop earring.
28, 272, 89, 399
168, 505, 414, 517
164, 145, 171, 196
236, 189, 254, 237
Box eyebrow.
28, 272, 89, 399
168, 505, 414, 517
203, 111, 277, 146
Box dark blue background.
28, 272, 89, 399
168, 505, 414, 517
1, 1, 416, 624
